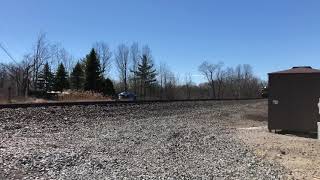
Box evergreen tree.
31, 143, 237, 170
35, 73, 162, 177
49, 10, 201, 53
101, 78, 116, 96
70, 62, 84, 90
133, 54, 157, 97
84, 49, 103, 91
41, 62, 54, 91
54, 63, 69, 91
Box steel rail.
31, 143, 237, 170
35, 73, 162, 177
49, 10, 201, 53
0, 98, 265, 109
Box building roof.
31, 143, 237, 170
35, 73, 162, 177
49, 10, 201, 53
269, 66, 320, 74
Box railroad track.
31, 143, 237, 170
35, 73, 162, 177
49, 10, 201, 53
0, 98, 265, 109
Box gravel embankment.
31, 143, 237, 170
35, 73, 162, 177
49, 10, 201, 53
236, 100, 320, 179
0, 100, 286, 179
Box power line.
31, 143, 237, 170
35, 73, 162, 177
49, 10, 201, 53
0, 42, 19, 65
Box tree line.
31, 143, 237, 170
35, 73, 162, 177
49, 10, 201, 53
0, 33, 265, 101
38, 49, 116, 97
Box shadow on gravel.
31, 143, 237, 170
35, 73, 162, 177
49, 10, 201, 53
275, 130, 318, 139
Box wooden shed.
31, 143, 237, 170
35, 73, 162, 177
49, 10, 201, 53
268, 66, 320, 132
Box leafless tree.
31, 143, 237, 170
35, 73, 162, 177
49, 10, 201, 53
1, 55, 32, 97
240, 64, 260, 97
115, 44, 130, 91
94, 41, 112, 77
218, 64, 261, 98
223, 67, 237, 98
165, 71, 178, 100
30, 33, 51, 90
158, 62, 178, 100
49, 43, 61, 68
158, 62, 168, 99
60, 48, 74, 75
184, 73, 193, 99
21, 55, 33, 97
215, 63, 225, 99
235, 64, 243, 98
198, 61, 222, 98
49, 44, 74, 74
142, 45, 152, 61
130, 42, 140, 93
0, 65, 6, 89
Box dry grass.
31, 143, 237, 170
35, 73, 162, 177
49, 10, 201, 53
0, 97, 8, 104
0, 91, 112, 104
0, 97, 41, 104
57, 90, 112, 101
0, 100, 8, 104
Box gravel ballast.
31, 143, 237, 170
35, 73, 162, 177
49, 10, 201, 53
0, 100, 286, 179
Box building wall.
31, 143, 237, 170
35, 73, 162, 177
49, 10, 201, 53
268, 73, 320, 132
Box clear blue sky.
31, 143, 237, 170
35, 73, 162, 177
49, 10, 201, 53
1, 0, 320, 83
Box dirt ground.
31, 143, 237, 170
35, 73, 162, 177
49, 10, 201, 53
236, 101, 320, 180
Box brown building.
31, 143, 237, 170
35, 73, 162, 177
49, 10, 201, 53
268, 66, 320, 132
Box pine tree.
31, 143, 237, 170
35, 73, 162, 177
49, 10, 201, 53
101, 78, 116, 96
41, 62, 54, 91
54, 63, 69, 92
70, 62, 84, 90
133, 54, 157, 97
84, 49, 103, 91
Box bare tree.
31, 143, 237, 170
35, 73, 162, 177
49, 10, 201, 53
235, 64, 243, 98
166, 71, 178, 100
61, 49, 74, 75
0, 65, 6, 89
21, 55, 33, 97
1, 56, 32, 97
184, 73, 193, 99
158, 62, 169, 99
94, 42, 112, 77
0, 41, 33, 98
142, 45, 152, 60
216, 64, 261, 99
158, 62, 178, 100
240, 64, 259, 97
49, 43, 61, 69
115, 44, 130, 91
31, 33, 51, 90
48, 44, 74, 75
130, 42, 140, 93
224, 67, 237, 98
52, 47, 73, 75
198, 61, 221, 98
215, 63, 225, 99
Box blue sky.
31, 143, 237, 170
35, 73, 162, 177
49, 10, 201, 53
1, 0, 320, 83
